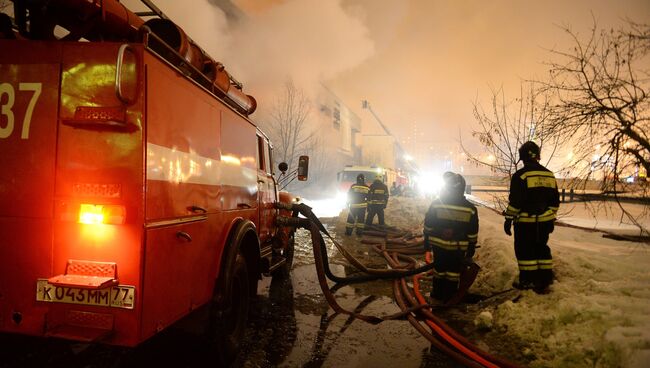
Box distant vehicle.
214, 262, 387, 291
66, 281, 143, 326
335, 165, 409, 202
0, 0, 306, 365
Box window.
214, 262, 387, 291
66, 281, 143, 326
257, 135, 265, 171
333, 107, 341, 129
267, 145, 274, 175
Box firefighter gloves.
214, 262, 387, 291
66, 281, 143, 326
503, 219, 512, 236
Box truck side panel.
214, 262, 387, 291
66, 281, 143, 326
141, 51, 259, 339
0, 41, 61, 335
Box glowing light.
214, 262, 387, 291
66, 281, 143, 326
404, 154, 413, 161
303, 196, 346, 218
79, 204, 104, 225
222, 154, 242, 166
415, 171, 444, 195
336, 191, 348, 207
78, 204, 126, 225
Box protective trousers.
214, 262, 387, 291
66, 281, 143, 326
346, 208, 366, 235
431, 246, 462, 302
513, 222, 553, 288
365, 204, 385, 226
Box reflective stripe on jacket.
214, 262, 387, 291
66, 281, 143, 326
423, 196, 479, 254
368, 180, 389, 205
504, 163, 560, 223
348, 184, 369, 208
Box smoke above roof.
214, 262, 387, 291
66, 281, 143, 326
134, 0, 375, 106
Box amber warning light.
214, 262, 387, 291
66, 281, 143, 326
78, 204, 126, 225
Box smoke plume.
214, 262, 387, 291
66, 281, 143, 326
137, 0, 375, 113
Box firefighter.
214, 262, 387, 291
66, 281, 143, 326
390, 182, 397, 195
366, 174, 389, 227
503, 141, 560, 294
424, 173, 478, 302
346, 173, 369, 236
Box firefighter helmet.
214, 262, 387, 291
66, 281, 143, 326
444, 172, 465, 195
519, 141, 540, 162
357, 173, 365, 183
375, 174, 383, 182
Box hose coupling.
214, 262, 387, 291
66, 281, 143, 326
276, 215, 311, 228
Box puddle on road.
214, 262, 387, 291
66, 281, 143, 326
241, 224, 530, 367
239, 225, 460, 368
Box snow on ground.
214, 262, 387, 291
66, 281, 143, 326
311, 196, 650, 368
473, 204, 650, 367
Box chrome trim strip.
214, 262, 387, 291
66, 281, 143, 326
145, 215, 207, 229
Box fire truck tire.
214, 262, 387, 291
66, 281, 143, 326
272, 234, 295, 277
210, 252, 250, 366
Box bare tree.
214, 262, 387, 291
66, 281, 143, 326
265, 80, 314, 171
539, 20, 650, 235
461, 82, 558, 212
461, 82, 556, 176
261, 80, 334, 193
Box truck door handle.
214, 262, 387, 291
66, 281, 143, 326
176, 231, 192, 242
115, 44, 136, 104
257, 179, 265, 184
237, 203, 251, 209
187, 205, 207, 214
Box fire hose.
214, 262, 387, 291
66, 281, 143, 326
278, 202, 520, 368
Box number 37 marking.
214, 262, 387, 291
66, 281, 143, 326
0, 82, 42, 139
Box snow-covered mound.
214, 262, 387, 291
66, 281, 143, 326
370, 196, 650, 367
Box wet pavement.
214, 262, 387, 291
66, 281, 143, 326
0, 219, 515, 368
240, 220, 466, 368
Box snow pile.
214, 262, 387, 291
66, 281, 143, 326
382, 196, 650, 368
482, 223, 650, 368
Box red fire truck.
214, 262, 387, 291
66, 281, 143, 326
0, 0, 305, 364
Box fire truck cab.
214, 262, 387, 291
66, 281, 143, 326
0, 0, 304, 364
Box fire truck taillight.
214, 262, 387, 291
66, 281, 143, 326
78, 204, 126, 225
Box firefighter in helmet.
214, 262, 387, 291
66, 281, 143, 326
503, 141, 559, 293
366, 174, 389, 227
424, 172, 478, 302
346, 173, 369, 235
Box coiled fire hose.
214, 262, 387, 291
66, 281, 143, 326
277, 202, 520, 368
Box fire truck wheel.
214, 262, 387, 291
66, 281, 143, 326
272, 234, 295, 277
211, 252, 250, 366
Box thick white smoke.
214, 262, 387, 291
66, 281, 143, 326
125, 0, 375, 111
9, 0, 374, 104
221, 0, 375, 97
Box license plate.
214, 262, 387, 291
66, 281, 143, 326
36, 279, 135, 309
